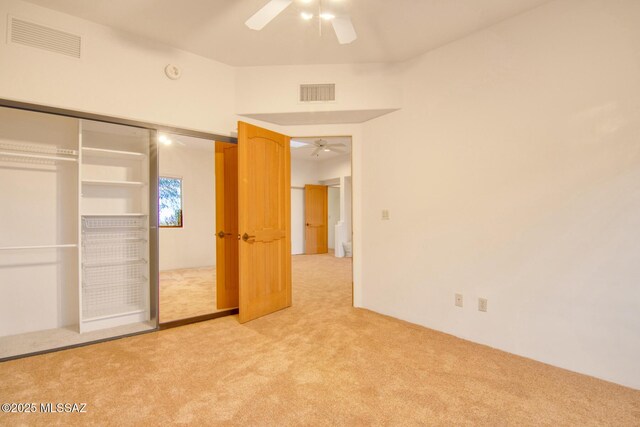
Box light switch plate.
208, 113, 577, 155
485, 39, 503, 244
382, 209, 390, 220
478, 298, 488, 312
455, 293, 463, 308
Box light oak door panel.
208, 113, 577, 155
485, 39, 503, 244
238, 121, 291, 323
305, 184, 328, 254
215, 142, 239, 309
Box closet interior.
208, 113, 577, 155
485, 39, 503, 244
0, 106, 157, 359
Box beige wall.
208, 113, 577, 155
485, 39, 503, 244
360, 0, 640, 389
0, 0, 236, 136
159, 143, 215, 271
236, 63, 401, 116
318, 155, 351, 182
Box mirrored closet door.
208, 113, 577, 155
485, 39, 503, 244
0, 107, 157, 359
158, 134, 238, 324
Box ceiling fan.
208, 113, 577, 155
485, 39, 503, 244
309, 139, 346, 156
246, 0, 357, 45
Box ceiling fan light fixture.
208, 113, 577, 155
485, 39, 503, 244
246, 0, 356, 45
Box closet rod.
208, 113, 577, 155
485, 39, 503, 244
0, 244, 78, 251
0, 151, 77, 162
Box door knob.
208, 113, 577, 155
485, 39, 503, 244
217, 231, 232, 239
242, 232, 256, 242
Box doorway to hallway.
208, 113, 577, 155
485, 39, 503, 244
289, 135, 354, 299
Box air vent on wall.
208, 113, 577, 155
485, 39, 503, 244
300, 84, 336, 102
9, 16, 81, 58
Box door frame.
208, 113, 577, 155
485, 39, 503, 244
292, 134, 356, 305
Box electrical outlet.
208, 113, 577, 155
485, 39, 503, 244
455, 293, 463, 308
478, 298, 488, 312
381, 209, 390, 220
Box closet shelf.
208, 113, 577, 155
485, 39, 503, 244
0, 151, 78, 163
82, 238, 147, 245
82, 215, 147, 230
82, 213, 147, 217
0, 141, 78, 156
82, 226, 147, 231
82, 278, 148, 290
82, 259, 148, 269
82, 179, 147, 187
0, 244, 78, 251
82, 147, 146, 160
82, 308, 146, 323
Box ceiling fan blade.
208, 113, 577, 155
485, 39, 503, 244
327, 143, 347, 148
331, 16, 357, 45
311, 147, 322, 157
329, 148, 346, 154
245, 0, 293, 31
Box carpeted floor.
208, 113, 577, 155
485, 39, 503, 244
1, 253, 639, 426
160, 266, 226, 323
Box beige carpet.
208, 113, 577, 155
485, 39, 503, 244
160, 267, 227, 323
1, 254, 639, 426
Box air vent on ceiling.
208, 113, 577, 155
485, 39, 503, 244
300, 84, 336, 102
9, 16, 81, 58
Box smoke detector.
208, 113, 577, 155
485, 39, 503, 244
165, 64, 182, 80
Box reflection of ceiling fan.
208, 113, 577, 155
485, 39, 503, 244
310, 139, 346, 156
246, 0, 357, 45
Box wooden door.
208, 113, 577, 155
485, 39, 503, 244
238, 121, 291, 323
305, 184, 328, 254
215, 142, 239, 309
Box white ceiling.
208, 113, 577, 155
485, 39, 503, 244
290, 136, 351, 161
24, 0, 551, 66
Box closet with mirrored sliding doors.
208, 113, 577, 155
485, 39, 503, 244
0, 106, 157, 359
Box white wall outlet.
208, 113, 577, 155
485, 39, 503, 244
478, 298, 488, 312
455, 293, 463, 308
382, 209, 390, 220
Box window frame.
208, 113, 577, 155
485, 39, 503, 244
159, 175, 184, 228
